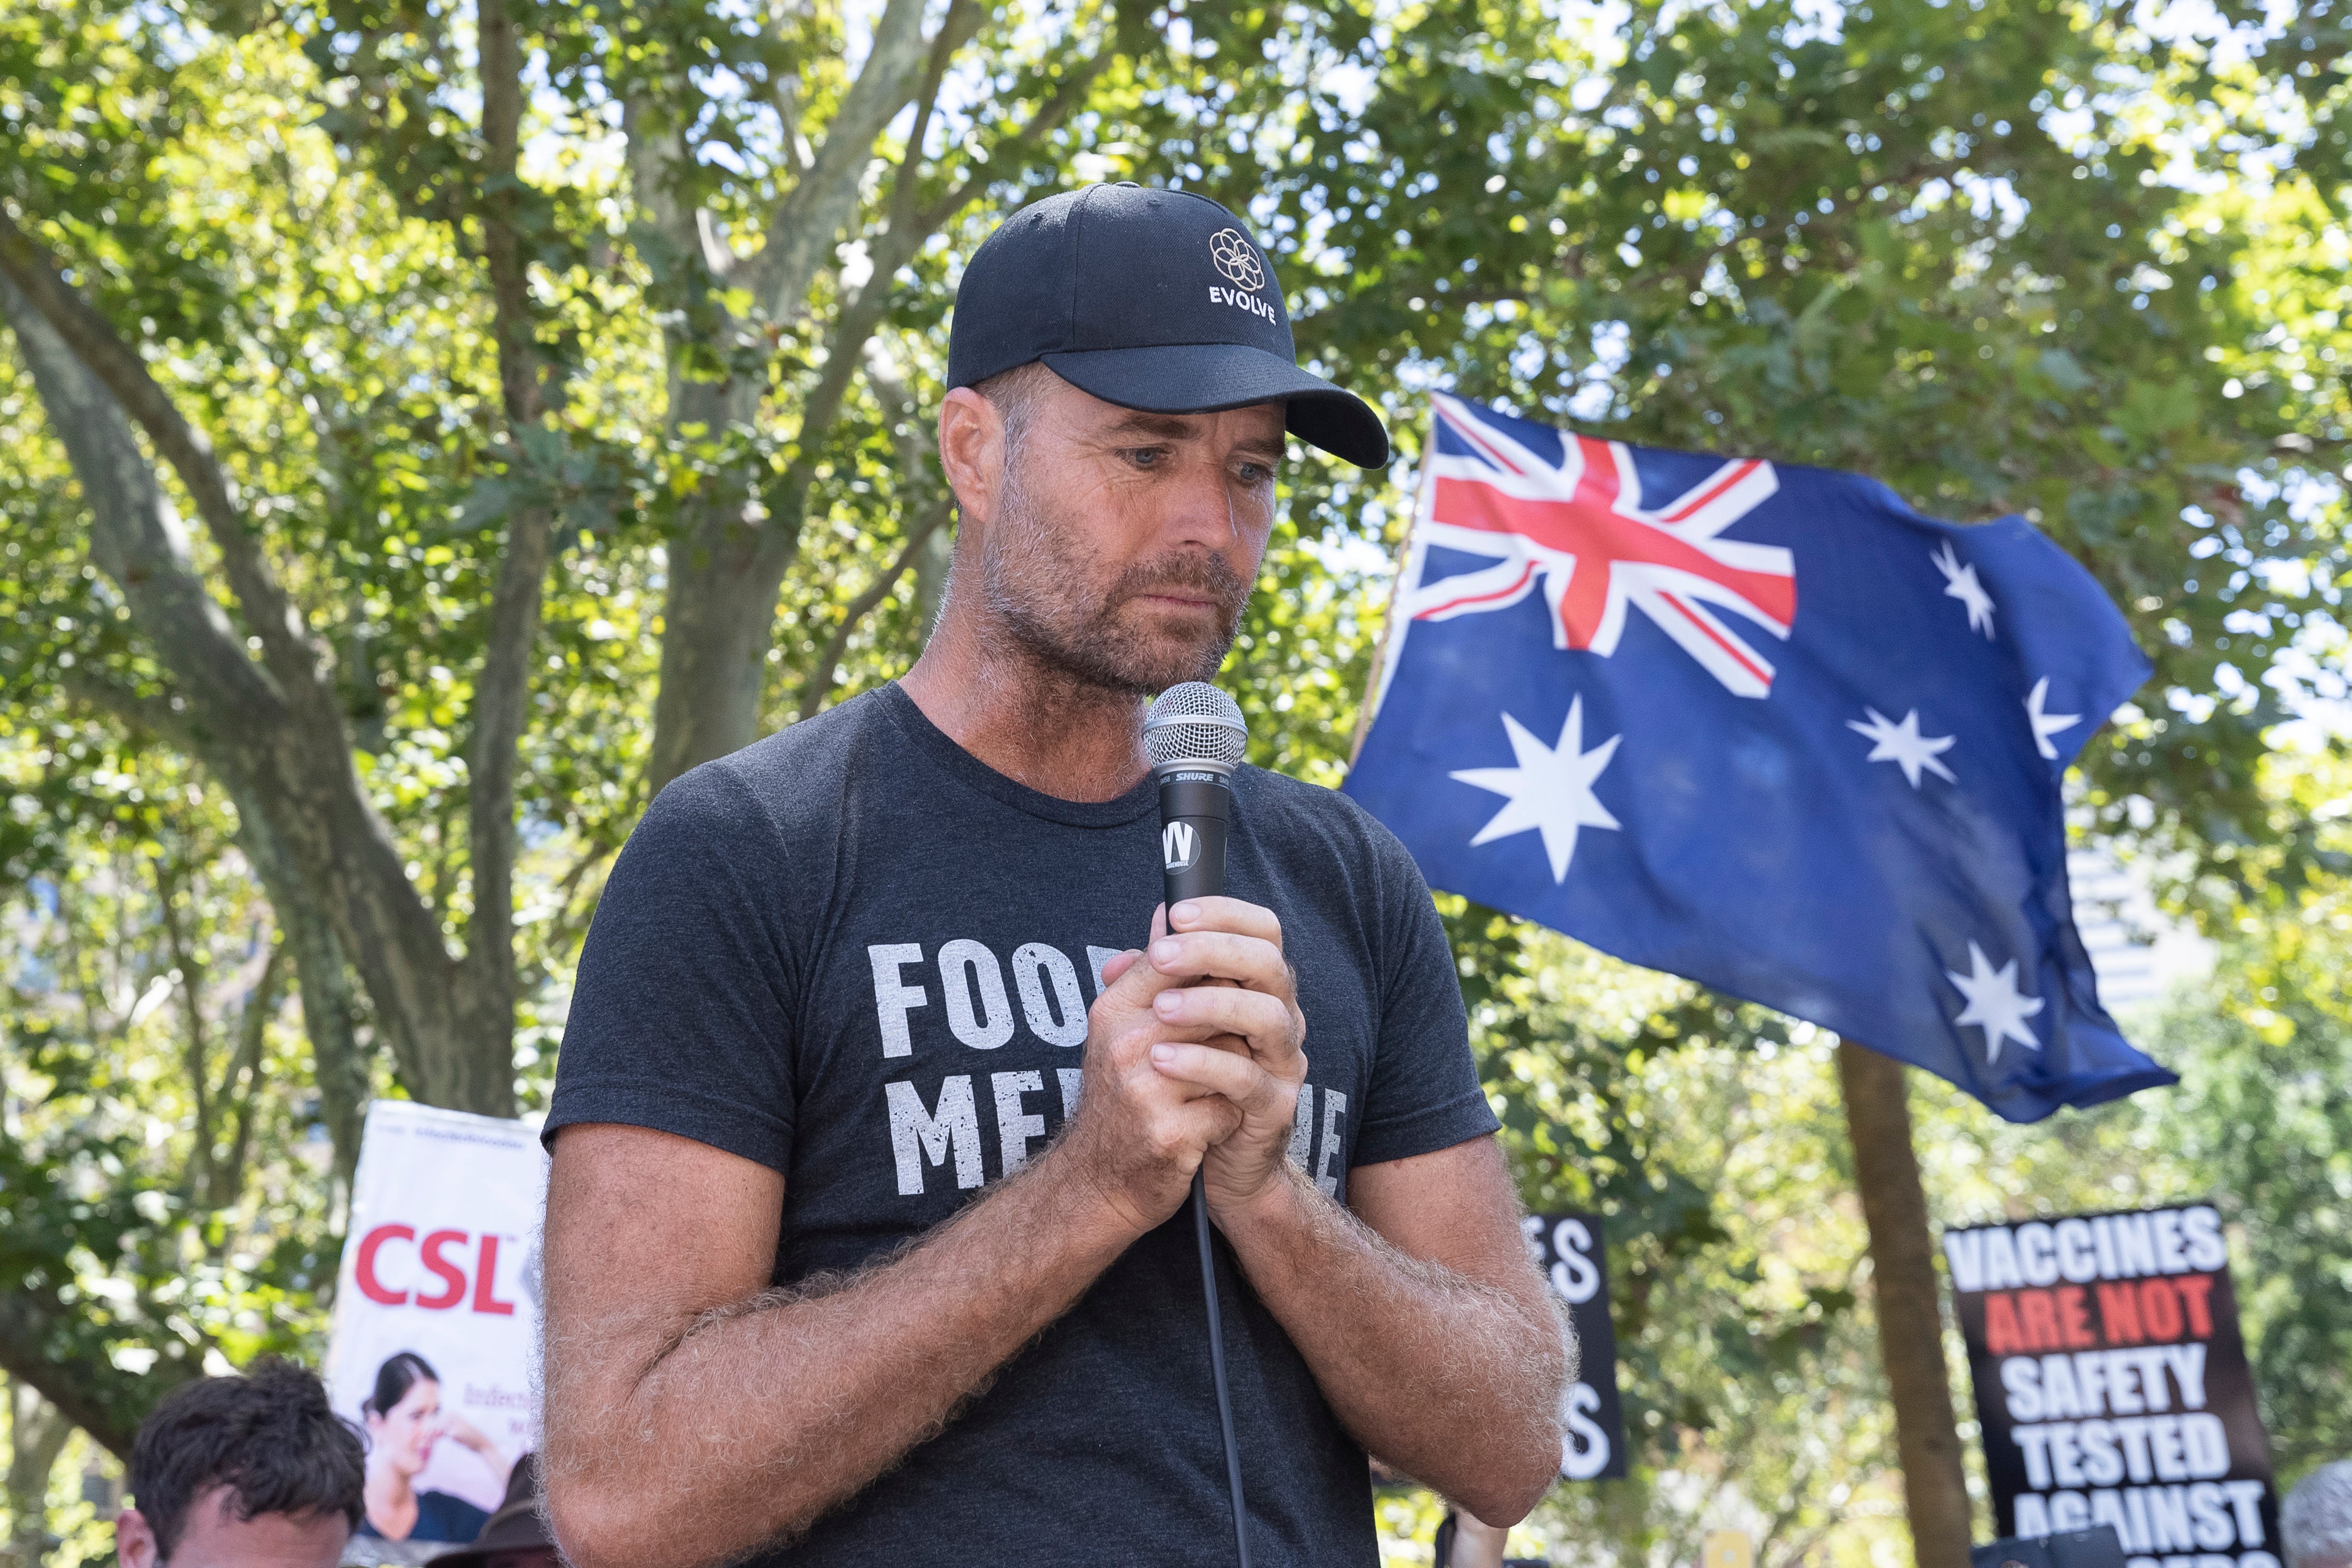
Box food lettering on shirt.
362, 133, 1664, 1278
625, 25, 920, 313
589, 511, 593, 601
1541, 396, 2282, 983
868, 936, 1350, 1197
939, 937, 1017, 1050
885, 1076, 984, 1193
993, 1070, 1048, 1173
867, 943, 928, 1059
1010, 942, 1089, 1047
1313, 1089, 1348, 1196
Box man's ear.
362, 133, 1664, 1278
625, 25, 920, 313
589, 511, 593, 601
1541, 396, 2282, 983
115, 1505, 160, 1568
936, 386, 1008, 535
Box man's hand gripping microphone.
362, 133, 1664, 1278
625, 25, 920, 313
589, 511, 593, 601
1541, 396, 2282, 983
1141, 683, 1253, 1568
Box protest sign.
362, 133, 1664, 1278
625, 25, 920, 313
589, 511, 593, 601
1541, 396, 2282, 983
1526, 1210, 1627, 1480
325, 1101, 547, 1548
1944, 1204, 2278, 1568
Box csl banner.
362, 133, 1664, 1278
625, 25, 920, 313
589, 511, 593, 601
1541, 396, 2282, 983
1944, 1204, 2279, 1568
1526, 1211, 1626, 1481
325, 1101, 548, 1549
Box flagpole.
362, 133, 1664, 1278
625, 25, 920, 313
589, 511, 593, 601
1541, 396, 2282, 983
1836, 1040, 1974, 1568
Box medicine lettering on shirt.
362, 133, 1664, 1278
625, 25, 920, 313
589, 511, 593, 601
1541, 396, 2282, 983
869, 938, 1348, 1199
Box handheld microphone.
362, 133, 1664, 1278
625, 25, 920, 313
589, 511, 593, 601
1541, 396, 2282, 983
1141, 682, 1252, 1568
1145, 682, 1248, 906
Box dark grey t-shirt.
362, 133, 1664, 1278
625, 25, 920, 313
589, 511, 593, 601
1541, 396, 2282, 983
548, 682, 1496, 1566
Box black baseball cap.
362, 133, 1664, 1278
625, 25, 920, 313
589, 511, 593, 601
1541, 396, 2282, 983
947, 184, 1389, 468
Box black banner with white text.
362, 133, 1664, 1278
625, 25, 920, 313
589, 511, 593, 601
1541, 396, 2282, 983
1526, 1210, 1626, 1481
1945, 1204, 2277, 1567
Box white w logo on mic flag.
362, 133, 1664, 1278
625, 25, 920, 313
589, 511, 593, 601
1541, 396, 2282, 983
1162, 822, 1198, 871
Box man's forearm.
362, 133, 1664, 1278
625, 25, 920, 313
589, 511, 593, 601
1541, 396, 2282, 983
547, 1149, 1131, 1568
1219, 1162, 1569, 1523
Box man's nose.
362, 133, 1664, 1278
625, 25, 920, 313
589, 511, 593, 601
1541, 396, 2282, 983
1157, 455, 1246, 549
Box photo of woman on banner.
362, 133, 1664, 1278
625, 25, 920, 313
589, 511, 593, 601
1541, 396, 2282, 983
358, 1351, 515, 1545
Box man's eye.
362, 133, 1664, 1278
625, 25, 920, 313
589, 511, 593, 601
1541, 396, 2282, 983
1124, 447, 1165, 469
1236, 463, 1273, 487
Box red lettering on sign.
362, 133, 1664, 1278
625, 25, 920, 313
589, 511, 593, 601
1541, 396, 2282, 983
416, 1230, 470, 1311
2017, 1289, 2061, 1352
2173, 1273, 2215, 1338
2139, 1275, 2183, 1338
2057, 1286, 2096, 1349
1985, 1293, 2024, 1354
472, 1235, 517, 1317
2095, 1281, 2146, 1345
355, 1225, 415, 1306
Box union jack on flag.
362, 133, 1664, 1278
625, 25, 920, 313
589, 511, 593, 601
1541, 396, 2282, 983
1404, 393, 1795, 697
1347, 394, 2173, 1122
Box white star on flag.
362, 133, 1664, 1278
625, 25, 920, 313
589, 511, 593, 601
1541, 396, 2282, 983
1847, 706, 1958, 788
1932, 540, 1997, 638
1946, 941, 2046, 1064
1451, 697, 1623, 883
2024, 676, 2081, 761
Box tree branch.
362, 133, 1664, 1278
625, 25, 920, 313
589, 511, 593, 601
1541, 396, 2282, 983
883, 0, 974, 241
476, 0, 547, 429
4, 264, 487, 1115
226, 789, 374, 1191
149, 857, 218, 1203
0, 274, 287, 729
795, 497, 951, 720
762, 27, 1109, 536
0, 210, 315, 684
6, 1379, 76, 1561
462, 499, 551, 1025
464, 0, 557, 1058
0, 1295, 165, 1462
637, 9, 1102, 790
743, 0, 948, 320
50, 667, 373, 1179
55, 670, 201, 753
621, 96, 699, 271
914, 50, 1115, 237
211, 937, 286, 1211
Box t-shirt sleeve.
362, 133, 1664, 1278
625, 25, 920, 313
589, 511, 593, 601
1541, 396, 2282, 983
545, 763, 801, 1169
1349, 818, 1501, 1169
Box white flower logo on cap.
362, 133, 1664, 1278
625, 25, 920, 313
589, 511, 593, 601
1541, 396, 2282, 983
1209, 228, 1266, 292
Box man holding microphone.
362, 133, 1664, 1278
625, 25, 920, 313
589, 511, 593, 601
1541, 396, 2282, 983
539, 183, 1569, 1567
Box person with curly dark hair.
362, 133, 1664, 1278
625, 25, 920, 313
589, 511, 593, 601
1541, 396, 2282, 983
113, 1358, 364, 1568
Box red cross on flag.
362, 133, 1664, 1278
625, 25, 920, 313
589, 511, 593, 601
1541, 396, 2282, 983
1399, 393, 1798, 697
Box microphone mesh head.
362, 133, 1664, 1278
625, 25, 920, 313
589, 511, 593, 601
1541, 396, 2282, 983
1144, 683, 1248, 770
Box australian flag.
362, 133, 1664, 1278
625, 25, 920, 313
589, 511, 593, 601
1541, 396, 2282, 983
1345, 393, 2175, 1122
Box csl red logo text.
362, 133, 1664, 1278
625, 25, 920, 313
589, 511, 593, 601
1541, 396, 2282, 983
354, 1225, 520, 1315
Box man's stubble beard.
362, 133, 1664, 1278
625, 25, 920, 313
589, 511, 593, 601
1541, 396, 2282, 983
978, 453, 1252, 698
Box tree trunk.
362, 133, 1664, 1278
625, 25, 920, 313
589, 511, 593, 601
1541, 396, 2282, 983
3, 1380, 72, 1568
632, 0, 961, 793
0, 1294, 176, 1465
230, 792, 371, 1192
647, 462, 803, 790
1836, 1040, 1975, 1568
0, 268, 515, 1119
